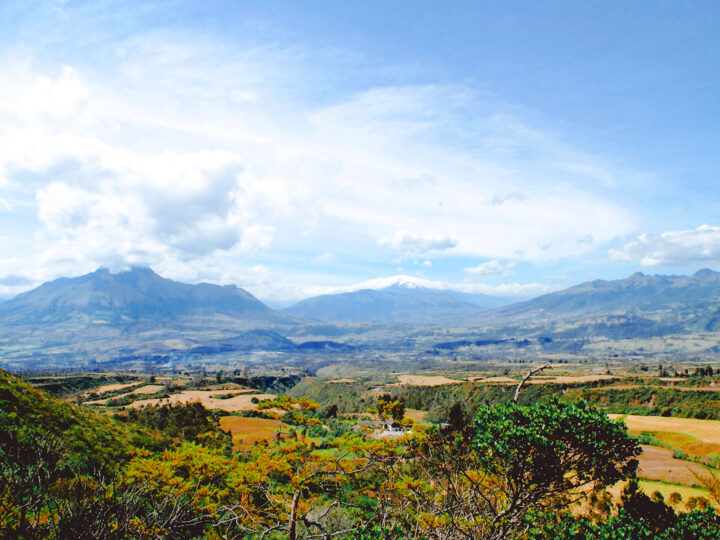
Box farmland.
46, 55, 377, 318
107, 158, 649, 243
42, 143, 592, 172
128, 390, 276, 411
220, 416, 283, 445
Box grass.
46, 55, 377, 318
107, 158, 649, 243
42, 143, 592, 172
389, 374, 463, 387
219, 416, 283, 445
127, 390, 274, 411
404, 408, 429, 424
635, 445, 711, 485
609, 480, 711, 512
610, 414, 720, 459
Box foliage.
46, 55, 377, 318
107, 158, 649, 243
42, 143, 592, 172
119, 401, 222, 444
4, 369, 718, 539
532, 495, 720, 539
389, 398, 641, 539
377, 394, 405, 421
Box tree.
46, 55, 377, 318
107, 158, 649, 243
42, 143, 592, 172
377, 395, 405, 421
396, 398, 641, 539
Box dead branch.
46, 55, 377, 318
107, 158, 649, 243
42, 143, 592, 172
513, 363, 550, 403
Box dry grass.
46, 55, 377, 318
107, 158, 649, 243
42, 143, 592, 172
610, 414, 720, 449
404, 408, 429, 423
635, 445, 710, 485
530, 374, 618, 384
608, 480, 710, 511
220, 416, 282, 445
128, 384, 166, 395
198, 383, 246, 391
389, 374, 462, 387
327, 378, 356, 384
85, 382, 137, 395
127, 390, 276, 411
467, 376, 516, 384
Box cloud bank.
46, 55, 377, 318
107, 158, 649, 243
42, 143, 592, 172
610, 225, 720, 267
0, 9, 641, 299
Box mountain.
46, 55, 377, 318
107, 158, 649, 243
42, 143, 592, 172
282, 280, 498, 324
0, 267, 287, 326
491, 268, 720, 322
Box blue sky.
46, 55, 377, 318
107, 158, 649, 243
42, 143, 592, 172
1, 1, 720, 303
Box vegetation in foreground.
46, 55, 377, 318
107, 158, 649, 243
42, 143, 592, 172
2, 369, 720, 538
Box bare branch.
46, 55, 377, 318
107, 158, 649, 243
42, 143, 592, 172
513, 363, 550, 403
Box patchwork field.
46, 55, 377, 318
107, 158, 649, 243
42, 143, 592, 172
389, 374, 462, 387
608, 480, 711, 512
128, 390, 276, 411
532, 374, 618, 384
220, 416, 283, 445
636, 445, 709, 485
467, 376, 517, 384
83, 382, 138, 395
128, 384, 166, 394
610, 414, 720, 459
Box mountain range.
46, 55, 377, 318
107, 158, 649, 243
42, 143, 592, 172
3, 266, 720, 368
282, 281, 512, 324
4, 267, 720, 328
487, 268, 720, 322
0, 267, 287, 326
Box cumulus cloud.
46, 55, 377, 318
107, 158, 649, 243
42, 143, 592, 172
23, 141, 276, 271
465, 260, 515, 279
0, 14, 640, 296
379, 230, 457, 254
609, 225, 720, 266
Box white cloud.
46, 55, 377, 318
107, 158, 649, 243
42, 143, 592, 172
465, 259, 514, 279
609, 225, 720, 266
313, 252, 334, 263
487, 191, 525, 206
421, 259, 432, 267
379, 230, 457, 254
0, 24, 638, 298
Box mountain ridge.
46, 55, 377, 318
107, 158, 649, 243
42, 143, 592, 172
0, 267, 289, 326
281, 285, 500, 324
486, 268, 720, 322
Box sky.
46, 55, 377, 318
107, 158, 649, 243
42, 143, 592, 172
1, 1, 720, 305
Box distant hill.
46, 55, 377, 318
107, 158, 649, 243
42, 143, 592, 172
0, 267, 287, 326
491, 268, 720, 322
282, 280, 507, 323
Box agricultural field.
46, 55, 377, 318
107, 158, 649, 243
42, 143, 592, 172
220, 416, 283, 445
608, 480, 712, 512
389, 374, 463, 386
128, 390, 275, 411
609, 414, 720, 463
635, 445, 709, 485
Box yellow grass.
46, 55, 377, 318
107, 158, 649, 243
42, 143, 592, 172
609, 414, 720, 448
84, 382, 137, 395
467, 376, 516, 384
608, 480, 711, 511
220, 416, 282, 445
389, 374, 462, 387
327, 378, 356, 383
198, 383, 246, 391
128, 384, 166, 395
404, 408, 429, 423
127, 390, 276, 411
635, 445, 710, 485
530, 374, 618, 384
